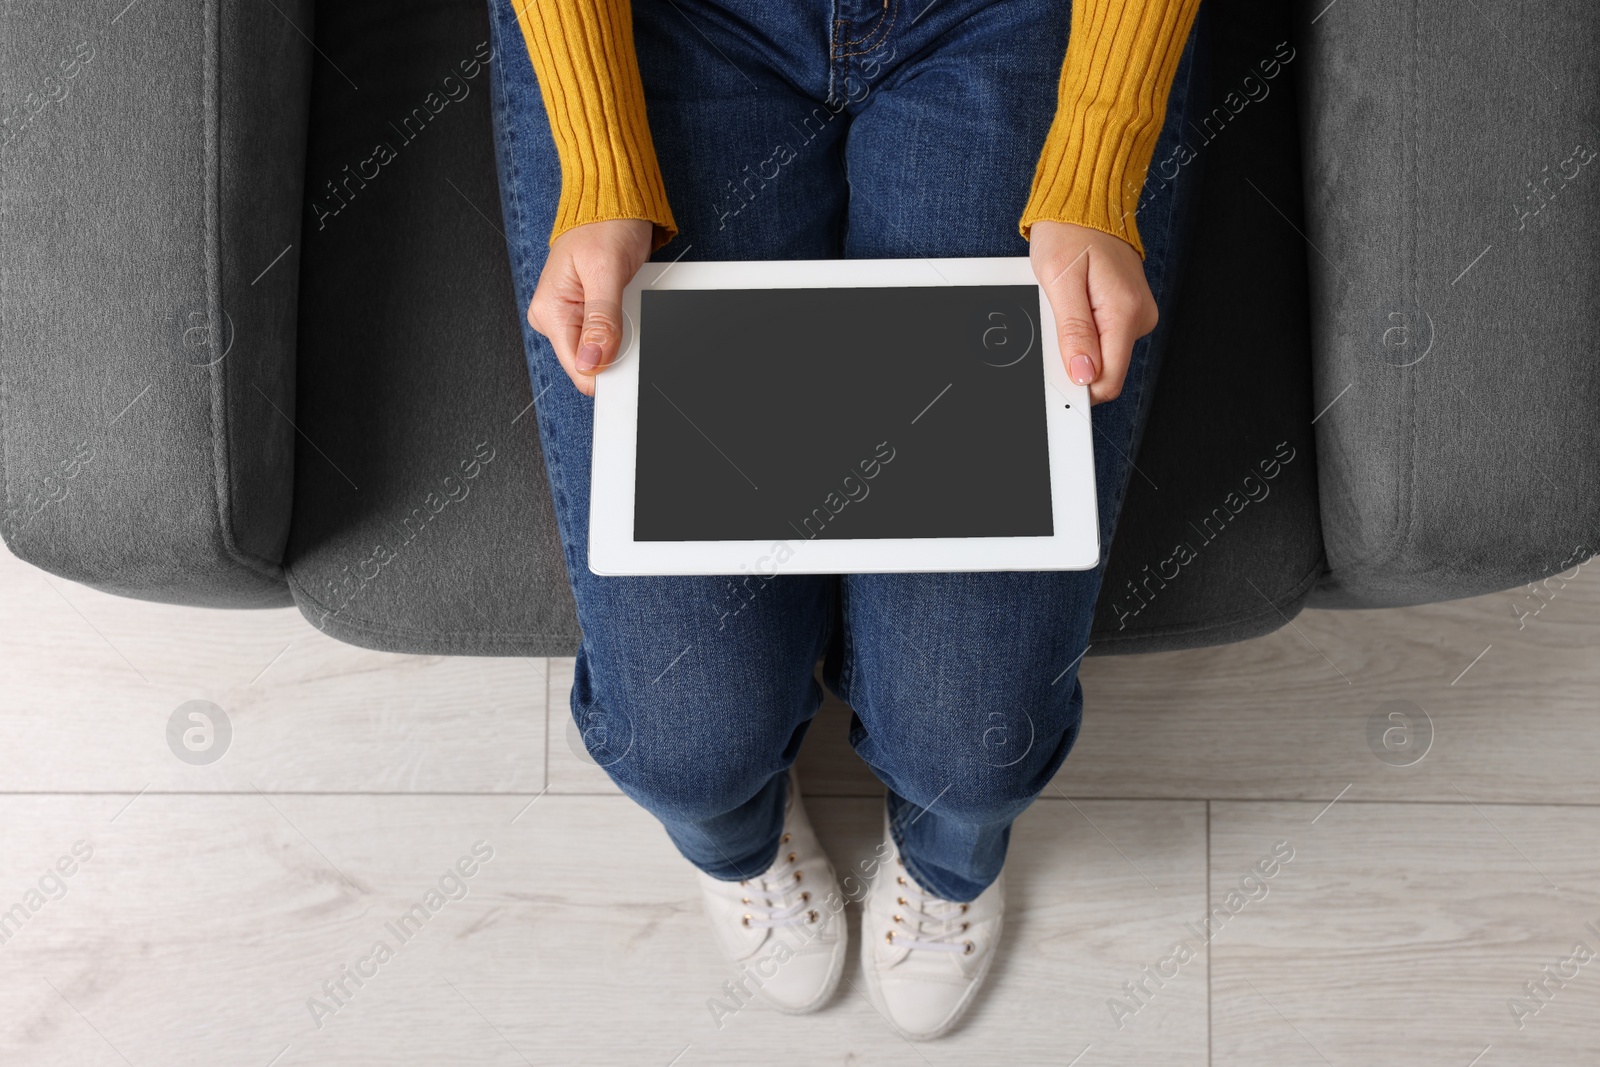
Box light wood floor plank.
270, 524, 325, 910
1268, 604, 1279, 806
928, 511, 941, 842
0, 545, 546, 793
0, 794, 1206, 1066
1210, 800, 1600, 1066
1065, 577, 1600, 803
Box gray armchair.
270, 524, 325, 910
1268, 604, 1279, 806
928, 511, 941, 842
3, 0, 1595, 658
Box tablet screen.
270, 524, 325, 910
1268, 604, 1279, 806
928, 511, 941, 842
633, 284, 1054, 543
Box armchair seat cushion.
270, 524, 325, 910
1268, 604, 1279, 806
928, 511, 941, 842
283, 0, 577, 655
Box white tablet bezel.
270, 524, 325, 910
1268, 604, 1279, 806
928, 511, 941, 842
590, 256, 1099, 576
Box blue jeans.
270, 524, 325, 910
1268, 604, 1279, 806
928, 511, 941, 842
487, 0, 1210, 903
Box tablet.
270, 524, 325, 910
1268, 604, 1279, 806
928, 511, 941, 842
589, 256, 1098, 576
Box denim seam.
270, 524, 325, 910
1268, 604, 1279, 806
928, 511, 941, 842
491, 0, 582, 583
837, 0, 899, 56
835, 7, 881, 49
828, 0, 840, 103
499, 145, 571, 545
492, 3, 531, 280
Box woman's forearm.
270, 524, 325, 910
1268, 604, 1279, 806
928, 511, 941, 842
513, 0, 1202, 258
1020, 0, 1205, 259
511, 0, 678, 251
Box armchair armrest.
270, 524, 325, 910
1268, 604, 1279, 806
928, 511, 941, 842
1299, 3, 1600, 609
1, 0, 314, 607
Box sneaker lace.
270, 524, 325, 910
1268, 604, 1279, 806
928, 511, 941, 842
887, 862, 972, 954
738, 833, 817, 930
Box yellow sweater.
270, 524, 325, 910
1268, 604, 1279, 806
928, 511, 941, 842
513, 0, 1202, 260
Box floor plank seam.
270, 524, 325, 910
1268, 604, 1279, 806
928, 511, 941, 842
1205, 798, 1213, 1067
7, 792, 1600, 807
543, 656, 552, 791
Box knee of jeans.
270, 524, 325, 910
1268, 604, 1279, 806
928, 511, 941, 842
622, 740, 779, 824
900, 768, 1039, 828
874, 688, 1081, 826
575, 694, 797, 825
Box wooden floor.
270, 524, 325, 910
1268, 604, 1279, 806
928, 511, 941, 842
2, 540, 1598, 1066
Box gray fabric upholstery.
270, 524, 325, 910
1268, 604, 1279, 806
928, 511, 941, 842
6, 0, 1593, 656
281, 0, 580, 655
1299, 1, 1600, 609
1091, 0, 1325, 653
282, 0, 1323, 658
1, 0, 310, 608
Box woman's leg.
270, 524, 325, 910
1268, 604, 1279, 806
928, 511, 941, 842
831, 0, 1212, 903
485, 0, 852, 879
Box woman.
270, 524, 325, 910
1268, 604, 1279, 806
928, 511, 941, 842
487, 0, 1209, 1040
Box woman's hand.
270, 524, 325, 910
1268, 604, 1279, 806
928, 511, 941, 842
1028, 220, 1159, 406
527, 218, 654, 397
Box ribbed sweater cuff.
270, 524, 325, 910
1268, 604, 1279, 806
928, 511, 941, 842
1020, 0, 1202, 260
513, 0, 678, 252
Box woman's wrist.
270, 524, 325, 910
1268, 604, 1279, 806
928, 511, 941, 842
550, 212, 676, 254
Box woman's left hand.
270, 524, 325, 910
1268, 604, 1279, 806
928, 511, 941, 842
1028, 220, 1159, 406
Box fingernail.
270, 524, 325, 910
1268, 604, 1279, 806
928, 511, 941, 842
577, 343, 601, 373
1070, 355, 1095, 385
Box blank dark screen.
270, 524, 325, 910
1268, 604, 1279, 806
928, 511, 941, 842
633, 284, 1054, 542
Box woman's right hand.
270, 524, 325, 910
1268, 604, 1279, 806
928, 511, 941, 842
527, 218, 654, 397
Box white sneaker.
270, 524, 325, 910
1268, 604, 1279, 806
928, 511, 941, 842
859, 808, 1005, 1040
694, 766, 846, 1014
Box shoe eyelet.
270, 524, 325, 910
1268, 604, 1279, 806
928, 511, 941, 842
800, 891, 811, 903
808, 910, 819, 923
885, 930, 896, 944
781, 832, 792, 843
794, 871, 803, 882
740, 896, 750, 904
742, 914, 753, 927
896, 896, 906, 906
786, 851, 797, 864
960, 903, 968, 913
961, 921, 970, 931
892, 913, 902, 923
963, 940, 974, 955
895, 876, 906, 885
